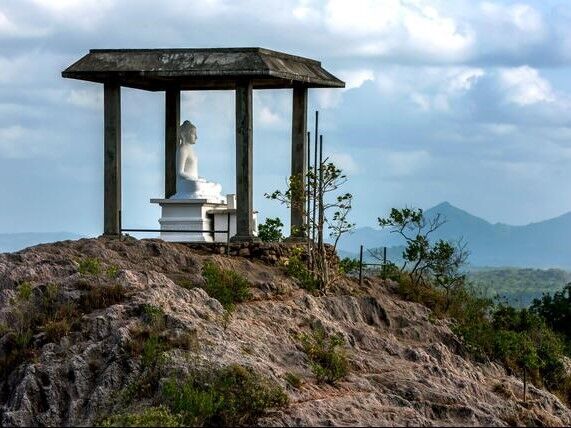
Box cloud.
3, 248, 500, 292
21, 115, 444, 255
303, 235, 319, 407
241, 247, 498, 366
67, 88, 103, 110
328, 152, 359, 174
0, 125, 50, 159
498, 66, 554, 106
338, 69, 375, 90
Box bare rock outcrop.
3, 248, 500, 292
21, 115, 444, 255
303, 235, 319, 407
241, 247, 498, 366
0, 237, 570, 426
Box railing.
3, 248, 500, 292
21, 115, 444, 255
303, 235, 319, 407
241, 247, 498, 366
121, 212, 233, 254
358, 245, 387, 286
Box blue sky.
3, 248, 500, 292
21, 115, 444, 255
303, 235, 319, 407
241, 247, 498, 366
1, 0, 571, 235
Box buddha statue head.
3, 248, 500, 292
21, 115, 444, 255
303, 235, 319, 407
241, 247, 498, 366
180, 120, 197, 145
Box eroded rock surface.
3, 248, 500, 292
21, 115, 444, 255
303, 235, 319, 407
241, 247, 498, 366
0, 237, 569, 426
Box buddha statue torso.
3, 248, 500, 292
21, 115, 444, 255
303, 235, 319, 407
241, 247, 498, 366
171, 120, 223, 202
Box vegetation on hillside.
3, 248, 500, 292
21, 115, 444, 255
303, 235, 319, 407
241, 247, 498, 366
378, 207, 571, 404
468, 267, 571, 307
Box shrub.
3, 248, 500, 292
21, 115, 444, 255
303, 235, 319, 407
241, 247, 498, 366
106, 265, 120, 279
258, 217, 284, 243
201, 261, 251, 311
43, 318, 72, 342
78, 257, 101, 275
161, 365, 288, 426
16, 281, 33, 301
141, 304, 166, 329
339, 257, 360, 275
80, 284, 125, 311
283, 248, 318, 292
394, 272, 571, 404
379, 261, 401, 281
298, 327, 349, 384
141, 335, 164, 369
101, 406, 182, 427
284, 372, 302, 388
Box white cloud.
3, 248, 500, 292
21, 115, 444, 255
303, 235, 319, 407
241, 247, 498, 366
0, 125, 42, 159
329, 152, 359, 174
0, 10, 50, 38
324, 0, 399, 37
338, 69, 375, 90
29, 0, 114, 29
67, 89, 103, 110
480, 2, 544, 34
258, 106, 282, 126
402, 4, 475, 61
499, 66, 554, 106
384, 150, 431, 177
375, 65, 484, 112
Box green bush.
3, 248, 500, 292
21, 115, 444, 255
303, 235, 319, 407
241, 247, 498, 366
78, 257, 101, 275
201, 261, 252, 311
106, 265, 120, 279
101, 406, 182, 427
141, 304, 166, 329
298, 327, 349, 384
16, 281, 33, 301
284, 372, 302, 388
161, 365, 288, 426
379, 261, 401, 281
394, 273, 571, 404
339, 257, 360, 275
79, 284, 125, 311
284, 248, 318, 292
258, 217, 284, 243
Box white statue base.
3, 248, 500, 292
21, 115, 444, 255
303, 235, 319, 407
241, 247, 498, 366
150, 198, 225, 242
150, 195, 258, 243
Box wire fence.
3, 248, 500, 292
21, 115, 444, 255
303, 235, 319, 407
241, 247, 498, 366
357, 244, 389, 286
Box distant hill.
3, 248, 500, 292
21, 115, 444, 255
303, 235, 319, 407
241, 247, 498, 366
336, 202, 571, 269
468, 267, 571, 307
0, 232, 85, 253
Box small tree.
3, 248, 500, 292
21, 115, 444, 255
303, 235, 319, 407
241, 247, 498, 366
266, 162, 355, 291
378, 207, 469, 307
378, 207, 444, 285
258, 217, 284, 243
429, 239, 469, 310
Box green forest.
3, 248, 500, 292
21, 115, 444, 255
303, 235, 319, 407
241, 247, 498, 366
468, 267, 571, 307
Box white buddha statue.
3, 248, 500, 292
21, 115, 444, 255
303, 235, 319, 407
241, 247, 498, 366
171, 120, 224, 202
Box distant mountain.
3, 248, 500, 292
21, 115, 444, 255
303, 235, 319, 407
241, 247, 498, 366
0, 232, 85, 253
336, 202, 571, 269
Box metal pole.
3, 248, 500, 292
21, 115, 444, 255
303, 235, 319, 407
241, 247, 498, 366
359, 245, 363, 286
306, 130, 312, 268
312, 111, 318, 246
318, 134, 324, 248
226, 212, 231, 255
383, 246, 387, 264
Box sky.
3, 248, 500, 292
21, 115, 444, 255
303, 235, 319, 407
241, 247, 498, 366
1, 0, 571, 236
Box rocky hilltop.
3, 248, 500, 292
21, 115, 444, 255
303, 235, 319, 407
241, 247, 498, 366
1, 237, 570, 426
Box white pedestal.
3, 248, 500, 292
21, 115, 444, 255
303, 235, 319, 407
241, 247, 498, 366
150, 198, 226, 242
208, 208, 258, 242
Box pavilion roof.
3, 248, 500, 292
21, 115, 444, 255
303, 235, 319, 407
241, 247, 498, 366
62, 47, 345, 90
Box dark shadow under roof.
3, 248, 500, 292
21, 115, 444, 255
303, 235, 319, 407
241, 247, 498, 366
62, 47, 345, 91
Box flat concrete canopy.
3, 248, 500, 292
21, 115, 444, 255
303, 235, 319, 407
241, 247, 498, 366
62, 47, 345, 90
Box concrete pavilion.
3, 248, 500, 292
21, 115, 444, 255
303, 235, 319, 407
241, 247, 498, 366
62, 48, 344, 241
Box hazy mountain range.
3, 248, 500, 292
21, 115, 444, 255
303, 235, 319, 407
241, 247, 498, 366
336, 202, 571, 270
2, 202, 571, 269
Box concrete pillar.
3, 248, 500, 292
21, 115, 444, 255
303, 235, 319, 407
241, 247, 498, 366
103, 83, 121, 236
290, 86, 308, 238
165, 88, 180, 198
232, 80, 257, 241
